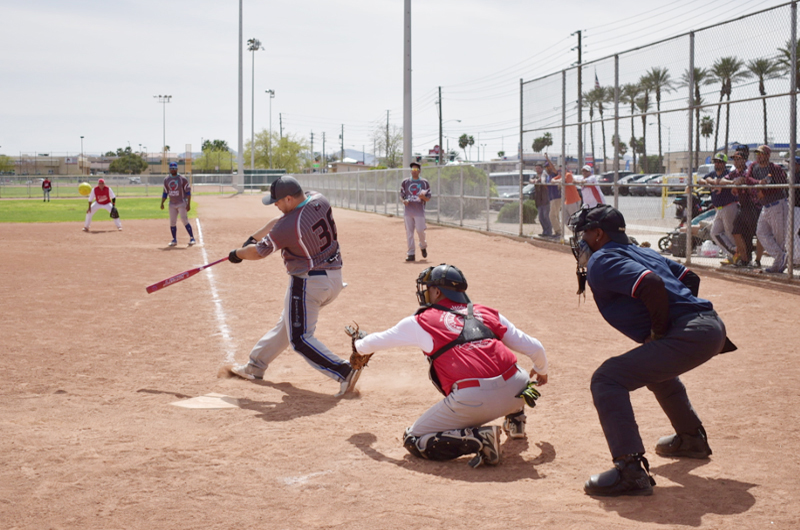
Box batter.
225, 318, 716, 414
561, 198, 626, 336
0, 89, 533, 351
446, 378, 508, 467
352, 264, 548, 468
228, 176, 358, 397
160, 161, 195, 247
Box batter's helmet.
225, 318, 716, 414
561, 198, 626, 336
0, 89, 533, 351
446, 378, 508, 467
416, 263, 470, 306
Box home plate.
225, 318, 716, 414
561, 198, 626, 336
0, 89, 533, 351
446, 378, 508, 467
170, 393, 240, 410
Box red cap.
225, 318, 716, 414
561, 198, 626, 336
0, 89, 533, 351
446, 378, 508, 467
98, 178, 105, 184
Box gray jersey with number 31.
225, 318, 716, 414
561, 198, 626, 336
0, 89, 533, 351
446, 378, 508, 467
256, 192, 342, 275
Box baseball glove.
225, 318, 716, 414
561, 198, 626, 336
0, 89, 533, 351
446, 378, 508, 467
344, 322, 373, 370
516, 381, 541, 408
110, 206, 119, 219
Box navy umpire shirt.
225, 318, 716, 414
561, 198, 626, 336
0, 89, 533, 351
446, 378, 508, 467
587, 242, 713, 343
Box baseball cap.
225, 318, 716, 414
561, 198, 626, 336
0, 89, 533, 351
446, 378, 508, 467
262, 176, 303, 205
98, 178, 105, 184
570, 204, 630, 245
755, 144, 772, 156
410, 162, 421, 169
712, 152, 728, 163
169, 161, 178, 169
581, 165, 593, 173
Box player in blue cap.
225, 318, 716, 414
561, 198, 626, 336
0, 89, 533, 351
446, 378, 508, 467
568, 204, 736, 497
160, 161, 196, 246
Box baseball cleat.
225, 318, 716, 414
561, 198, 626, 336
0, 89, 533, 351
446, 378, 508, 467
469, 426, 501, 468
229, 363, 262, 380
405, 255, 415, 262
82, 227, 89, 232
188, 238, 196, 246
335, 367, 362, 397
655, 427, 712, 459
502, 413, 526, 439
584, 454, 655, 496
168, 239, 177, 247
421, 248, 427, 258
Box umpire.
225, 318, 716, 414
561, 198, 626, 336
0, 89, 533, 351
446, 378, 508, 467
568, 205, 735, 497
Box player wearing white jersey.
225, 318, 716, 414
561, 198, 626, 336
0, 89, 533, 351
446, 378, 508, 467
228, 176, 358, 397
83, 178, 122, 231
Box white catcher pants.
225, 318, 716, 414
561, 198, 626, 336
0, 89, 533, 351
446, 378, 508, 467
408, 365, 530, 437
85, 202, 121, 229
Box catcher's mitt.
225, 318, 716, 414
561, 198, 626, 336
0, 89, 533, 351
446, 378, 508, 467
110, 206, 120, 219
344, 322, 373, 370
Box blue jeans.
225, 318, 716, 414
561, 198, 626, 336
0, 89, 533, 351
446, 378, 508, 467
537, 202, 553, 235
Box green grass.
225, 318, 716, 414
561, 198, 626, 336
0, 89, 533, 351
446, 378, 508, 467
0, 198, 198, 223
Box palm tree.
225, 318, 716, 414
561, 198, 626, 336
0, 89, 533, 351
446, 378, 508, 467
596, 86, 615, 173
777, 38, 800, 89
582, 88, 601, 167
621, 83, 643, 171
747, 57, 785, 145
643, 67, 675, 172
710, 57, 751, 152
680, 67, 713, 170
700, 116, 714, 152
637, 73, 655, 172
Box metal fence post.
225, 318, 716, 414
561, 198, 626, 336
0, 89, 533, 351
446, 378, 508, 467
437, 166, 441, 223
613, 55, 620, 209
519, 78, 524, 237
686, 32, 695, 264
788, 1, 797, 279
561, 70, 567, 237
459, 166, 464, 227
486, 167, 490, 232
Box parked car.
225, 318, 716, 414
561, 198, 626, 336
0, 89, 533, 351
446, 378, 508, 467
597, 171, 634, 195
128, 176, 142, 184
616, 173, 647, 196
490, 183, 535, 211
629, 174, 662, 196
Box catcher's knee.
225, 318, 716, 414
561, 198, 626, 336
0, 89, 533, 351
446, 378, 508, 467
403, 427, 482, 461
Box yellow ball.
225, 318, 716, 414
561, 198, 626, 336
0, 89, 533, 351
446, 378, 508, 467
78, 182, 92, 196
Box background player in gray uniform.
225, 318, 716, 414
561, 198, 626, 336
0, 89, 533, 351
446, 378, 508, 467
400, 162, 431, 262
228, 176, 359, 397
160, 161, 195, 247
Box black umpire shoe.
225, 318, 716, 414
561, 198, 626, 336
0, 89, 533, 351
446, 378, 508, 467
421, 248, 427, 258
406, 255, 416, 262
655, 426, 712, 459
584, 454, 656, 497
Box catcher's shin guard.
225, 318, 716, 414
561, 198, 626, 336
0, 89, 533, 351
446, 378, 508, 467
407, 427, 499, 468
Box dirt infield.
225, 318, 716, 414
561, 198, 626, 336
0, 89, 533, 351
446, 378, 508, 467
2, 194, 799, 530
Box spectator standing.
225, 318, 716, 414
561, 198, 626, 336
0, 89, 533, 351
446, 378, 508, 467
400, 162, 431, 262
531, 163, 553, 237
550, 159, 582, 225
723, 147, 760, 266
700, 153, 737, 262
786, 157, 800, 270
543, 157, 562, 238
575, 165, 606, 208
747, 145, 789, 273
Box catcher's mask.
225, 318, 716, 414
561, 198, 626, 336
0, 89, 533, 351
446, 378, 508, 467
416, 264, 470, 306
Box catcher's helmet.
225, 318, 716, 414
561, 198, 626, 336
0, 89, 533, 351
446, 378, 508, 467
416, 263, 470, 306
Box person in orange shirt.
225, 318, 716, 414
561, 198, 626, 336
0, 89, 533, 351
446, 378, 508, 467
546, 154, 582, 228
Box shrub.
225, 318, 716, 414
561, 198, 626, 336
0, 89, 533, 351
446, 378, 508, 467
497, 199, 538, 224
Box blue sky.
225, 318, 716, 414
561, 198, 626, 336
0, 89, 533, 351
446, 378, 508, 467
0, 0, 790, 160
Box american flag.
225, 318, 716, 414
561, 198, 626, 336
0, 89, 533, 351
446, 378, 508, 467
595, 71, 600, 89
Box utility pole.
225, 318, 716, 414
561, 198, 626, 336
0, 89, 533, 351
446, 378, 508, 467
310, 131, 314, 170
572, 30, 584, 168
340, 124, 344, 164
279, 113, 283, 139
402, 0, 412, 168
438, 86, 443, 165
236, 0, 244, 191
322, 132, 326, 173
247, 38, 263, 171
386, 110, 390, 166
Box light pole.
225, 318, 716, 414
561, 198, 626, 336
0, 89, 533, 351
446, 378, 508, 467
247, 38, 263, 171
154, 95, 172, 173
80, 136, 84, 176
265, 89, 275, 169
482, 143, 487, 163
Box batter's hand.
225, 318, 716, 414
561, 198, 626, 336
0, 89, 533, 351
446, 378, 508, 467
228, 249, 243, 263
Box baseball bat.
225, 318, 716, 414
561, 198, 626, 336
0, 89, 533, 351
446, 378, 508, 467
146, 256, 229, 294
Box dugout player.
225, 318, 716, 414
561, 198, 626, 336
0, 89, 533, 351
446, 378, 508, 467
160, 161, 195, 247
83, 178, 122, 231
400, 162, 431, 262
350, 264, 549, 468
569, 204, 735, 496
228, 176, 360, 397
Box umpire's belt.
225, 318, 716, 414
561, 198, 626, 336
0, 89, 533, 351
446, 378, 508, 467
453, 364, 518, 391
308, 270, 327, 276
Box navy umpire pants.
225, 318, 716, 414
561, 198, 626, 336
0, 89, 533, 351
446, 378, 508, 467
591, 310, 727, 458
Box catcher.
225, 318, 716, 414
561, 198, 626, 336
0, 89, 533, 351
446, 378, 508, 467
345, 263, 548, 468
